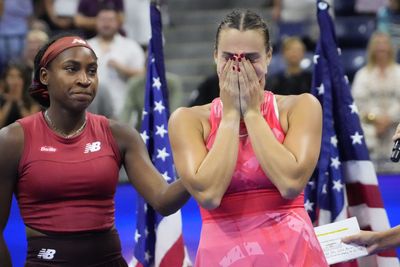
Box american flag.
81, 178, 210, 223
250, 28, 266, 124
304, 1, 399, 266
129, 2, 191, 267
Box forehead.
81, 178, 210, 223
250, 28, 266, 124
218, 28, 266, 52
98, 9, 118, 19
52, 46, 97, 64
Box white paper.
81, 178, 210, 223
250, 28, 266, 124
314, 217, 368, 265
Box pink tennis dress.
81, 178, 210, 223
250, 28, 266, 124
195, 91, 328, 267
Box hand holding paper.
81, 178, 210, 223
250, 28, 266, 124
314, 217, 368, 265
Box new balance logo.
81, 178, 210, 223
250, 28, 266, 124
37, 248, 56, 260
72, 38, 86, 45
84, 141, 101, 153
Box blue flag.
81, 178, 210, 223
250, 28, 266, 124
304, 1, 398, 265
131, 3, 188, 267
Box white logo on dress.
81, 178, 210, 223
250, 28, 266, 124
40, 146, 57, 152
84, 141, 101, 153
37, 248, 56, 259
72, 38, 86, 45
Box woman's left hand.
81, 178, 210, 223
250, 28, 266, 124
237, 56, 264, 116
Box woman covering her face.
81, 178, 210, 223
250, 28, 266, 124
168, 10, 328, 267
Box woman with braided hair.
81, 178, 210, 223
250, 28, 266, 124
169, 10, 328, 266
0, 34, 190, 266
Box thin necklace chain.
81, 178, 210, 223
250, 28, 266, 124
44, 110, 87, 138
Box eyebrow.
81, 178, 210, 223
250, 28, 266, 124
62, 60, 98, 67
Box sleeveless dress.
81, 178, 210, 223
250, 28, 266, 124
195, 91, 328, 267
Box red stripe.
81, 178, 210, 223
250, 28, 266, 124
159, 235, 185, 267
331, 260, 358, 267
346, 183, 384, 208
135, 263, 144, 267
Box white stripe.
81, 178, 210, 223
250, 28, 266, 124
318, 206, 349, 225
318, 209, 332, 225
348, 204, 391, 231
357, 254, 400, 267
155, 211, 183, 266
357, 254, 378, 267
342, 161, 378, 185
128, 257, 137, 267
318, 186, 349, 225
376, 255, 400, 266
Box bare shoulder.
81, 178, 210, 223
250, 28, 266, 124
108, 119, 142, 153
169, 104, 211, 141
0, 122, 24, 163
170, 104, 210, 123
276, 93, 321, 115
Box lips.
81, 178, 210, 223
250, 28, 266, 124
71, 92, 92, 101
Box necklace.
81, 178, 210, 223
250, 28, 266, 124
44, 110, 87, 138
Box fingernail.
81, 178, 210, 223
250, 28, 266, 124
239, 53, 244, 58
232, 66, 236, 71
237, 67, 241, 72
238, 57, 242, 62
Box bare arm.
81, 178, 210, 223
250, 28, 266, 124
108, 59, 144, 79
244, 94, 322, 199
74, 12, 124, 31
169, 107, 239, 210
272, 0, 282, 20
239, 58, 322, 199
43, 0, 73, 29
110, 120, 190, 216
74, 13, 97, 30
0, 123, 24, 267
0, 100, 13, 128
342, 226, 400, 254
169, 59, 241, 209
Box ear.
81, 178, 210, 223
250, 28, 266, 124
39, 67, 49, 86
266, 48, 273, 66
213, 49, 218, 65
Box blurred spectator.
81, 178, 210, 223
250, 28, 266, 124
0, 62, 41, 128
0, 0, 33, 74
87, 83, 114, 118
74, 0, 124, 39
377, 0, 400, 53
272, 0, 316, 23
0, 0, 3, 16
352, 32, 400, 173
121, 69, 184, 130
123, 0, 151, 50
20, 29, 49, 75
88, 7, 145, 119
271, 0, 333, 50
355, 0, 387, 15
40, 0, 79, 35
267, 37, 312, 95
29, 18, 51, 35
272, 0, 317, 50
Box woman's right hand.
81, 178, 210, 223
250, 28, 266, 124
393, 123, 400, 141
218, 58, 240, 116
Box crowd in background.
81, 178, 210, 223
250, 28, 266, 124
1, 0, 400, 173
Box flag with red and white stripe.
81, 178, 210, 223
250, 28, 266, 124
129, 2, 191, 267
305, 1, 399, 266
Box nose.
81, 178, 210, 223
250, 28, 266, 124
77, 71, 92, 87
